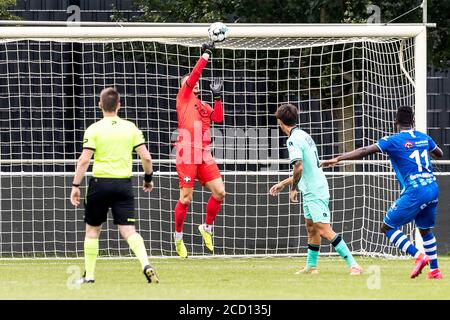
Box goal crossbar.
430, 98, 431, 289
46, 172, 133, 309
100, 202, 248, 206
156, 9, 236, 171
0, 24, 427, 39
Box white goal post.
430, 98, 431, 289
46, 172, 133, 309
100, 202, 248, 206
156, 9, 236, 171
0, 23, 433, 258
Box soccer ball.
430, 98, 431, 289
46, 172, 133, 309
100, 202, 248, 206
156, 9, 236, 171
208, 22, 229, 42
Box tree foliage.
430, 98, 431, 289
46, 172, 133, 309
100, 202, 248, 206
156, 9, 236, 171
130, 0, 449, 68
0, 0, 20, 20
343, 0, 449, 68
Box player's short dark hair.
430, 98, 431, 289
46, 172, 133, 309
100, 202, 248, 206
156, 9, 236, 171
275, 104, 298, 126
100, 87, 120, 112
396, 106, 414, 126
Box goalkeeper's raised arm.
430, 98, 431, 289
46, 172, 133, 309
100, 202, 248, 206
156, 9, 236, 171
209, 77, 224, 123
178, 42, 215, 100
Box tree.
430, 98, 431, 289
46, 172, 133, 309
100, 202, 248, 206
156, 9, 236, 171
342, 0, 450, 68
0, 0, 20, 20
130, 0, 449, 68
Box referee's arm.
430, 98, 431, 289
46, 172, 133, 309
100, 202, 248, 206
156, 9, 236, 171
135, 144, 154, 192
70, 149, 94, 207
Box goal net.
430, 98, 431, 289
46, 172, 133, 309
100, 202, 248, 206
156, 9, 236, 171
0, 24, 427, 258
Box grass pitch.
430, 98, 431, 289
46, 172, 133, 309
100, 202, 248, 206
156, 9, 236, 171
0, 256, 449, 300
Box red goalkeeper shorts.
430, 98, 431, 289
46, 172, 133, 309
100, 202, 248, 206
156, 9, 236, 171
176, 160, 221, 188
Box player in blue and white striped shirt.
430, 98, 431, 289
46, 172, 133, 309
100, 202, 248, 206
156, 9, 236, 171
321, 106, 444, 279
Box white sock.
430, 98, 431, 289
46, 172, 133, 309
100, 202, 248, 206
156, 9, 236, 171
204, 224, 212, 233
174, 232, 183, 241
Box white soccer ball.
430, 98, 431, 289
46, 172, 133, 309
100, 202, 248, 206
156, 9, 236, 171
208, 22, 229, 42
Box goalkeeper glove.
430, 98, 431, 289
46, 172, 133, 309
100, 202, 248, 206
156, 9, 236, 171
201, 42, 215, 55
210, 78, 223, 100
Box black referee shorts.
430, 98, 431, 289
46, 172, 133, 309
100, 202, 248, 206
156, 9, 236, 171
83, 177, 136, 226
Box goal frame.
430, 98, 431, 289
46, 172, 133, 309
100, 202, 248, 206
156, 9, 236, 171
0, 23, 432, 256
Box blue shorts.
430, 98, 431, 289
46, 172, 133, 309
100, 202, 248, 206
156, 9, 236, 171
384, 183, 439, 229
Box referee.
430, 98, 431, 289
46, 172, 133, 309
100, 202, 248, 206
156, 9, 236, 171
70, 87, 159, 284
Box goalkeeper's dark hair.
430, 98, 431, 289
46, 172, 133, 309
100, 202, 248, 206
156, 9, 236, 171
100, 87, 120, 112
396, 106, 414, 127
275, 104, 298, 126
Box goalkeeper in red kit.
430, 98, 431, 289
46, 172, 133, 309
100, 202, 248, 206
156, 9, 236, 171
173, 42, 225, 258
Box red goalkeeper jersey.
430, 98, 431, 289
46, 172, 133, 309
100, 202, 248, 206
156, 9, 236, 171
175, 56, 223, 160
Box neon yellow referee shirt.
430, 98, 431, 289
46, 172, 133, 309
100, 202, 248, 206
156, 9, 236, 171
82, 116, 145, 178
